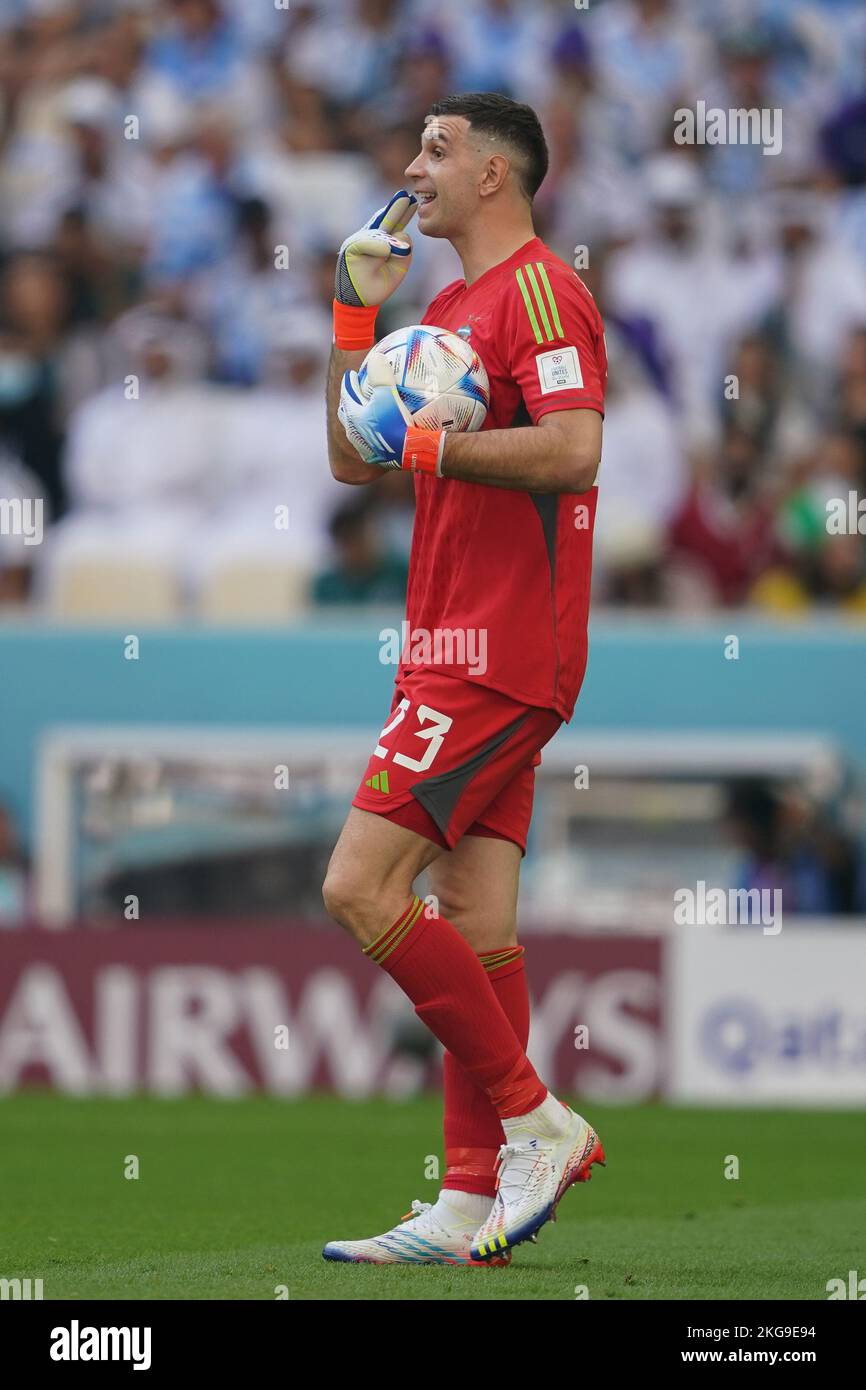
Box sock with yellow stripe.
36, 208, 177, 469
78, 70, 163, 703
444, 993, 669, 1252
363, 899, 546, 1119
442, 946, 529, 1198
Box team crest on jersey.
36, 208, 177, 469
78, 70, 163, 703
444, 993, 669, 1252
456, 323, 472, 341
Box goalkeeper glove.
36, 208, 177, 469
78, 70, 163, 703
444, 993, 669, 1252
333, 189, 418, 350
338, 350, 446, 475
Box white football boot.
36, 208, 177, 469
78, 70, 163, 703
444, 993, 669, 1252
323, 1197, 511, 1266
471, 1103, 605, 1261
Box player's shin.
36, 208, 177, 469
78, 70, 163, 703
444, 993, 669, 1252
362, 898, 546, 1119
442, 947, 530, 1198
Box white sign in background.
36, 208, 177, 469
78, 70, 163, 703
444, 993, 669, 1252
669, 926, 866, 1105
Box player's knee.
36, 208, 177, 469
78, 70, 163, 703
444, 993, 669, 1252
321, 863, 383, 938
321, 865, 360, 929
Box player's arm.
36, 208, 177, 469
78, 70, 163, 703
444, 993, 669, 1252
445, 265, 606, 492
337, 259, 607, 488
327, 346, 383, 484
335, 362, 601, 489
326, 189, 418, 486
439, 408, 601, 494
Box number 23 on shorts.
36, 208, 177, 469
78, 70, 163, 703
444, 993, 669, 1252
373, 698, 453, 774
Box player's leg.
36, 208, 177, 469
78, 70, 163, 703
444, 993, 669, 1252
430, 748, 537, 1204
321, 809, 540, 1266
431, 832, 525, 1198
323, 674, 604, 1262
321, 804, 547, 1117
323, 829, 526, 1266
410, 832, 529, 1241
321, 804, 441, 948
431, 829, 521, 952
428, 770, 606, 1264
456, 813, 605, 1262
321, 675, 548, 1266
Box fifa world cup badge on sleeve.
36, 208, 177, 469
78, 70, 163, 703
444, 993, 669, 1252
536, 345, 583, 393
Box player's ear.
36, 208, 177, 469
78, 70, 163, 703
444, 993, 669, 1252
479, 153, 511, 199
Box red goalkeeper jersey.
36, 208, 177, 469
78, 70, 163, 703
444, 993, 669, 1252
399, 235, 607, 722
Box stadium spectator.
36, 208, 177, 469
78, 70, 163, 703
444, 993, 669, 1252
720, 333, 782, 454
700, 21, 819, 194
766, 190, 866, 413
56, 76, 153, 253
190, 195, 302, 385
821, 72, 866, 188
587, 0, 710, 160
143, 113, 240, 287
836, 329, 866, 472
592, 325, 685, 604
667, 427, 782, 606
283, 0, 405, 116
445, 0, 557, 106
726, 779, 863, 915
185, 304, 347, 592
0, 254, 68, 515
136, 0, 274, 134
313, 494, 409, 606
752, 531, 866, 617
533, 72, 640, 256
42, 306, 219, 606
605, 153, 777, 446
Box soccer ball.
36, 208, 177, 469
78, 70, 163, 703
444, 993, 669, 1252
358, 324, 490, 433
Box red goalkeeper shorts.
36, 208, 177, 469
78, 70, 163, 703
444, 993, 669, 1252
352, 668, 562, 854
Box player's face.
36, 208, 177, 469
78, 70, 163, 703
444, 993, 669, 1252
404, 116, 482, 239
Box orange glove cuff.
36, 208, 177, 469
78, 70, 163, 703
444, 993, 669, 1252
402, 427, 446, 476
333, 300, 378, 351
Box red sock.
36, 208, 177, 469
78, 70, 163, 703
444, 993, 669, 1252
443, 947, 530, 1197
364, 897, 545, 1119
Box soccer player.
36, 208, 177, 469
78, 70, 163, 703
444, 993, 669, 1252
321, 93, 607, 1265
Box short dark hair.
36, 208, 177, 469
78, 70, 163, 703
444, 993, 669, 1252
426, 92, 549, 201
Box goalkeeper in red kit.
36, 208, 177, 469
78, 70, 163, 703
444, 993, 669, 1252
322, 93, 607, 1265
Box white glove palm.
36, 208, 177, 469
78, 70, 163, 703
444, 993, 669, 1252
335, 189, 418, 308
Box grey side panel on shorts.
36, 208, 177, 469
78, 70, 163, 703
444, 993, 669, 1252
410, 713, 529, 837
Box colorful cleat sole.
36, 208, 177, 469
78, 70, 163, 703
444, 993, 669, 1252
473, 1209, 553, 1262
322, 1242, 510, 1267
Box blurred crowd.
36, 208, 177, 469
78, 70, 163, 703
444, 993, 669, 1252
2, 0, 866, 615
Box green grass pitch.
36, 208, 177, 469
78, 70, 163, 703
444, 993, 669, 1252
2, 1092, 863, 1300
